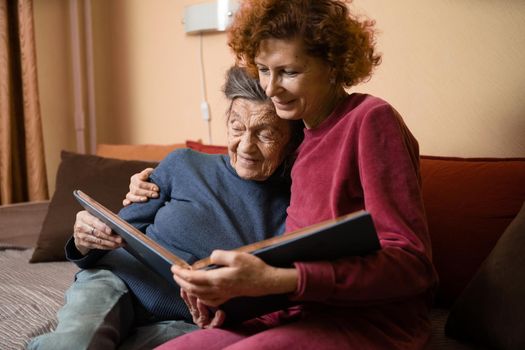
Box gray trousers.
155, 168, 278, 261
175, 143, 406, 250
26, 269, 198, 350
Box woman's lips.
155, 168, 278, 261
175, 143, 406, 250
237, 155, 259, 167
272, 99, 294, 110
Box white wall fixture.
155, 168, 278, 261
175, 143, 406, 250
183, 0, 239, 143
183, 0, 239, 34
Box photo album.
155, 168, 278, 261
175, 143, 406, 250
74, 189, 381, 323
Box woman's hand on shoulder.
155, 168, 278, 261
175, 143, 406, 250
73, 210, 123, 255
122, 167, 159, 206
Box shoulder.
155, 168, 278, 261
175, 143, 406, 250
348, 94, 418, 154
344, 93, 395, 117
154, 148, 228, 179
150, 149, 228, 191
341, 93, 402, 129
160, 148, 223, 166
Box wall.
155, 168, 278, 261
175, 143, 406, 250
350, 0, 525, 157
91, 0, 233, 147
34, 0, 525, 194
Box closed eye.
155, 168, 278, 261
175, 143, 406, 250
257, 66, 270, 75
258, 130, 276, 142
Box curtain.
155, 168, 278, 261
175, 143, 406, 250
0, 0, 48, 204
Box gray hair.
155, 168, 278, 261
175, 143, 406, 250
223, 66, 269, 103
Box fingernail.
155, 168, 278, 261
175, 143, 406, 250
152, 193, 159, 198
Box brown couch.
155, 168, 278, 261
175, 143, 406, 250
1, 142, 524, 349
420, 156, 525, 349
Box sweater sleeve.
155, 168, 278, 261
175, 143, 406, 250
64, 182, 167, 269
65, 155, 175, 269
117, 155, 173, 230
65, 236, 107, 268
291, 104, 437, 306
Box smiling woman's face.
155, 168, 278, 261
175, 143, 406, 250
227, 98, 292, 181
255, 37, 338, 129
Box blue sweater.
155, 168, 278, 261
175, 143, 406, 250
66, 149, 290, 321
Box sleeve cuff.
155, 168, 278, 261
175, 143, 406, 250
290, 261, 336, 302
65, 236, 105, 268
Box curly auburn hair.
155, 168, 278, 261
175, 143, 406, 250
228, 0, 382, 88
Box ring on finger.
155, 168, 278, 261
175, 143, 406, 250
90, 227, 96, 235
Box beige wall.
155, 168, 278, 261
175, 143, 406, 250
91, 0, 234, 147
34, 0, 525, 194
350, 0, 525, 158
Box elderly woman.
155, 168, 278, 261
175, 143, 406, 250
27, 66, 302, 350
151, 1, 438, 349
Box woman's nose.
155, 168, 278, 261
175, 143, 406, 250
264, 74, 281, 97
239, 133, 255, 152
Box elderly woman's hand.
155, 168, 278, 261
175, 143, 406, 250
171, 250, 298, 308
180, 288, 226, 328
122, 168, 159, 206
73, 210, 123, 255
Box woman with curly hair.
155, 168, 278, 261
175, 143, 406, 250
154, 1, 438, 349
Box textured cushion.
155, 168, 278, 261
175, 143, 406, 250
185, 140, 228, 154
420, 156, 525, 306
0, 246, 78, 348
445, 202, 525, 349
30, 151, 158, 262
425, 309, 478, 350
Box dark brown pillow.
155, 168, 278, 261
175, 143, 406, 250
30, 151, 158, 263
445, 201, 525, 349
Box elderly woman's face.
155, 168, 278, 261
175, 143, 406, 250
227, 98, 292, 181
254, 37, 337, 129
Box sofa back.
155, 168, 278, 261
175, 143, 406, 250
96, 143, 525, 307
420, 156, 525, 306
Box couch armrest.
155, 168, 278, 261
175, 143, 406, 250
0, 200, 49, 247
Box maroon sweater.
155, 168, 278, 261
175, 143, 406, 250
287, 93, 437, 314
157, 94, 440, 349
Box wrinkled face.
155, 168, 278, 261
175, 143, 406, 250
255, 37, 336, 129
227, 98, 292, 181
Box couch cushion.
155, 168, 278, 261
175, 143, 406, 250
30, 151, 158, 262
0, 201, 49, 247
444, 201, 525, 349
420, 156, 525, 306
96, 143, 185, 161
